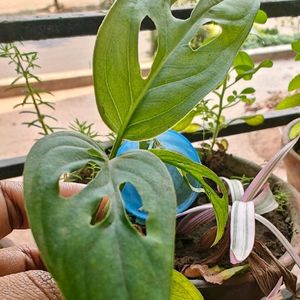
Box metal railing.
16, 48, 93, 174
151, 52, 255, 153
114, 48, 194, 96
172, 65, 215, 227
0, 0, 300, 179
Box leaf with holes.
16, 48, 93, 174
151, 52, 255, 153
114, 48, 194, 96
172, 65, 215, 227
94, 0, 260, 142
24, 131, 177, 300
151, 149, 228, 244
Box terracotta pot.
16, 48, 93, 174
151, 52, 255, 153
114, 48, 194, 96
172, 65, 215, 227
282, 118, 300, 193
191, 154, 300, 300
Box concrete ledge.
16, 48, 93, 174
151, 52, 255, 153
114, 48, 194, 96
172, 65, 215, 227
0, 69, 93, 99
247, 44, 294, 62
0, 45, 295, 99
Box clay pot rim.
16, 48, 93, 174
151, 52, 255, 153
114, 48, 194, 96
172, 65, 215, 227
190, 153, 300, 292
282, 117, 300, 161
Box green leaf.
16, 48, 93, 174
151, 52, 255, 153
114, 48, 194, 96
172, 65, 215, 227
171, 270, 203, 300
234, 51, 254, 70
173, 110, 196, 132
184, 123, 201, 133
241, 87, 255, 94
94, 0, 260, 141
227, 95, 236, 103
24, 131, 177, 300
289, 121, 300, 139
292, 40, 300, 53
243, 114, 264, 126
254, 10, 268, 24
276, 93, 300, 110
288, 74, 300, 92
151, 149, 228, 245
258, 60, 273, 69
295, 53, 300, 61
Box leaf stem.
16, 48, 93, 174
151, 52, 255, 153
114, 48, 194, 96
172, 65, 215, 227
210, 76, 228, 151
109, 133, 123, 159
13, 47, 50, 135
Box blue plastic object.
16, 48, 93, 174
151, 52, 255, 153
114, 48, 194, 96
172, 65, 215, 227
116, 130, 201, 220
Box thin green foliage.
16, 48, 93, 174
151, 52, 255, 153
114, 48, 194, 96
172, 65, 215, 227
69, 119, 100, 139
0, 43, 57, 135
274, 190, 290, 213
276, 39, 300, 110
230, 175, 254, 186
174, 50, 272, 152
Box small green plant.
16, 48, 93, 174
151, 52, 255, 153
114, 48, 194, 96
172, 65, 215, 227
69, 119, 100, 139
178, 137, 299, 296
174, 50, 273, 152
0, 43, 57, 135
243, 27, 300, 49
274, 190, 290, 213
230, 174, 254, 186
276, 40, 300, 115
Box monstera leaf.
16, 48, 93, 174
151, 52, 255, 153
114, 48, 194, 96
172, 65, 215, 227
94, 0, 260, 143
151, 149, 228, 244
24, 131, 177, 300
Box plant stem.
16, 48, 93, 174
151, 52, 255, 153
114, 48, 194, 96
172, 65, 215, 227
210, 76, 228, 151
109, 133, 123, 159
14, 47, 50, 135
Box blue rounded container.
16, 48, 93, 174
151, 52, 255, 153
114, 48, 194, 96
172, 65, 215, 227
117, 130, 201, 220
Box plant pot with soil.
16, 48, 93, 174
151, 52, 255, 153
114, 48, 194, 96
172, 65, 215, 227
282, 118, 300, 193
175, 153, 300, 300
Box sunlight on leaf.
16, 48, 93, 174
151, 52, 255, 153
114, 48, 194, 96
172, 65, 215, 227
288, 74, 300, 92
171, 270, 203, 300
255, 10, 268, 24
243, 114, 264, 126
276, 94, 300, 110
289, 121, 300, 139
292, 40, 300, 53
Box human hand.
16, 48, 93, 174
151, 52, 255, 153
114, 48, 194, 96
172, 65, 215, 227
0, 180, 83, 300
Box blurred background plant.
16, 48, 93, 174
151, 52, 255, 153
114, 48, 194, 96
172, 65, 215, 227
0, 43, 58, 135
171, 11, 286, 156
276, 39, 300, 113
173, 50, 273, 153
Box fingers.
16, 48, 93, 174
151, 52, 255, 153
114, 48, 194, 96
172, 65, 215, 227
0, 181, 28, 239
0, 270, 62, 300
0, 180, 85, 239
0, 246, 45, 277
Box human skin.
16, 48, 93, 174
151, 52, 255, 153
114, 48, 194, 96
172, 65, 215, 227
0, 180, 83, 299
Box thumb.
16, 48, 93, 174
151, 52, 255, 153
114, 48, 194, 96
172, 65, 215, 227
0, 270, 62, 300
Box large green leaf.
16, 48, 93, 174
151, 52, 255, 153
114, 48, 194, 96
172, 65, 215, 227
24, 131, 177, 300
94, 0, 260, 141
151, 149, 228, 244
